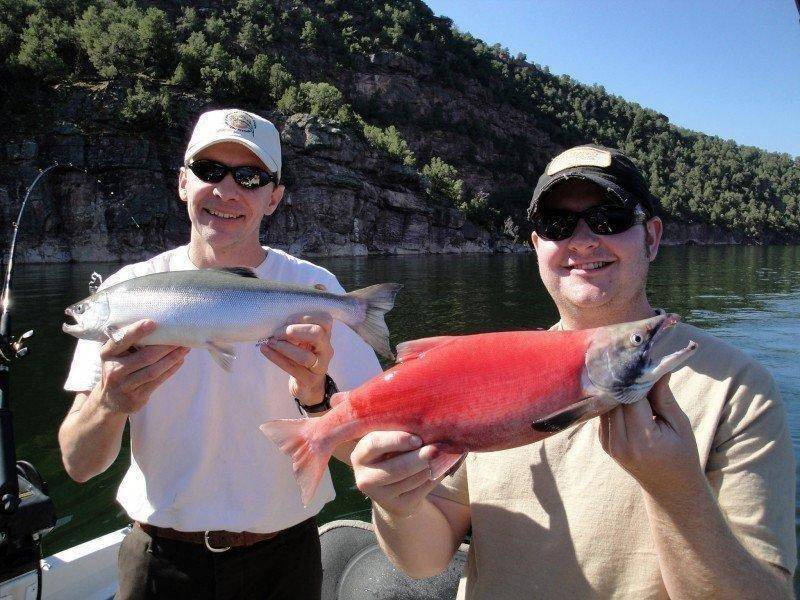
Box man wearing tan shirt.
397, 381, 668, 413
350, 145, 796, 598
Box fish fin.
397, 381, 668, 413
428, 448, 467, 480
346, 283, 402, 361
616, 387, 648, 405
212, 267, 259, 278
206, 341, 236, 371
396, 336, 459, 363
103, 325, 123, 343
259, 419, 330, 507
532, 397, 596, 433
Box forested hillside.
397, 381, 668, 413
1, 0, 798, 256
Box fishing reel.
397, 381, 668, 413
0, 329, 33, 364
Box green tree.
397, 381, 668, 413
120, 80, 171, 127
460, 190, 500, 228
269, 63, 295, 99
173, 30, 206, 85
362, 123, 416, 166
76, 3, 142, 78
422, 157, 463, 206
299, 81, 344, 119
16, 10, 73, 80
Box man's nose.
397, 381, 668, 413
213, 174, 240, 200
568, 218, 599, 250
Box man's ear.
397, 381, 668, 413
178, 167, 188, 203
645, 216, 662, 262
530, 230, 540, 252
264, 183, 285, 216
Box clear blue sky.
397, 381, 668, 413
424, 1, 800, 157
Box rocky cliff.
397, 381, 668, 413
2, 106, 525, 264
2, 72, 729, 265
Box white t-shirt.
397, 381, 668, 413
64, 245, 383, 533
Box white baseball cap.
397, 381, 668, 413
184, 109, 282, 180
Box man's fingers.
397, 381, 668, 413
621, 397, 656, 440
134, 360, 184, 397
361, 445, 438, 486
648, 375, 689, 431
259, 344, 313, 384
281, 323, 331, 347
352, 431, 422, 464
604, 405, 627, 454
599, 413, 610, 452
127, 347, 189, 389
101, 319, 156, 357
289, 313, 333, 334
397, 477, 441, 503
384, 468, 438, 497
264, 339, 319, 375
114, 344, 184, 377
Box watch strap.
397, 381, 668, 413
295, 375, 338, 414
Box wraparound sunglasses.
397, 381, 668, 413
186, 159, 278, 190
532, 204, 647, 241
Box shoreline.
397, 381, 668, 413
10, 238, 798, 265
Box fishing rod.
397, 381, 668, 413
0, 164, 61, 594
0, 163, 62, 513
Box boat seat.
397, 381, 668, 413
319, 519, 468, 600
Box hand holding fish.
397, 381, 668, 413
599, 373, 703, 497
351, 431, 442, 518
96, 319, 189, 415
260, 312, 334, 406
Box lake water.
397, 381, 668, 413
5, 247, 800, 579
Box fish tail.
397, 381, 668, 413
259, 418, 331, 506
346, 283, 402, 360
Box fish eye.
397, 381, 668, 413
75, 304, 85, 314
629, 332, 643, 346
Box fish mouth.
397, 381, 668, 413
62, 308, 80, 335
647, 313, 679, 349
640, 314, 697, 383
649, 341, 698, 378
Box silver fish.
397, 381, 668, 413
63, 267, 401, 370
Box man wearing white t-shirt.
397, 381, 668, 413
58, 109, 382, 599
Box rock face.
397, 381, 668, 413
0, 50, 759, 264
660, 220, 742, 246
1, 106, 527, 263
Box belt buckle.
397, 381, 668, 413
204, 531, 231, 553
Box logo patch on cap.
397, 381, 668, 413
547, 146, 612, 176
223, 110, 256, 137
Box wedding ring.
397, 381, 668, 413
427, 465, 434, 480
309, 356, 320, 371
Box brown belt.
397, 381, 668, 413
134, 521, 280, 551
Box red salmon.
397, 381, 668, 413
261, 313, 697, 505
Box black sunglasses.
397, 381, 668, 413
533, 204, 646, 241
186, 159, 278, 190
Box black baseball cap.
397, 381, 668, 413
528, 144, 657, 220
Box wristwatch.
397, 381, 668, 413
295, 375, 338, 414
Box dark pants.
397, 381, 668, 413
116, 518, 322, 600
